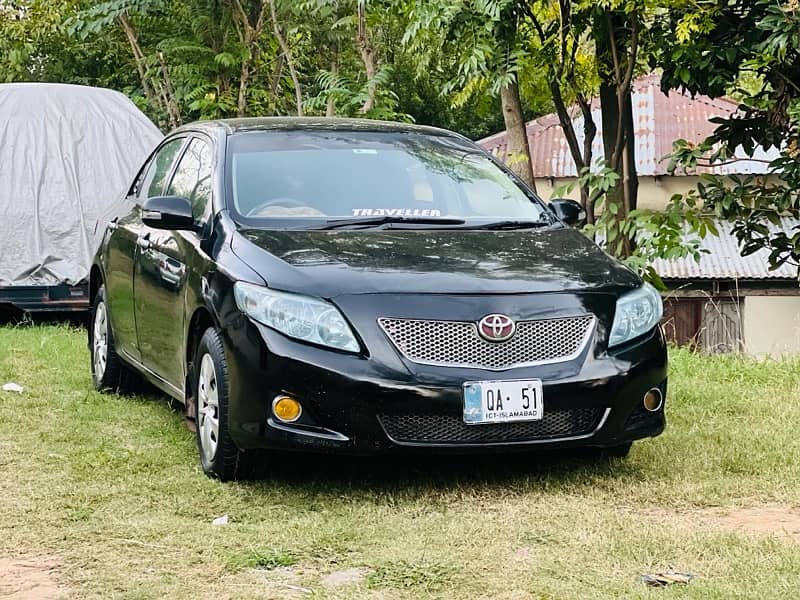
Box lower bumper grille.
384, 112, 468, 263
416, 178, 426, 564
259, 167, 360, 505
379, 408, 604, 444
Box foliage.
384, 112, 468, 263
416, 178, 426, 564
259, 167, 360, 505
1, 0, 514, 138
402, 0, 542, 187
657, 0, 800, 275
556, 160, 717, 288
0, 0, 134, 89
2, 0, 770, 284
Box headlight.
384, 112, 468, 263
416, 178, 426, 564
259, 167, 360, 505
608, 283, 663, 348
233, 282, 360, 353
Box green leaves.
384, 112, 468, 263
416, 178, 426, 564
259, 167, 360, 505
574, 159, 717, 287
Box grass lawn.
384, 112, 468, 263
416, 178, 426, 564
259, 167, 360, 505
1, 324, 800, 599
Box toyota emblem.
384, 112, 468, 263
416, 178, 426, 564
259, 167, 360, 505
478, 314, 516, 342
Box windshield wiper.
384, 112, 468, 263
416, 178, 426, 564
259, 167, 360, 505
317, 216, 466, 230
447, 219, 553, 230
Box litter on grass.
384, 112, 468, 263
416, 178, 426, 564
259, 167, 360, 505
2, 382, 24, 393
212, 515, 229, 526
641, 571, 696, 587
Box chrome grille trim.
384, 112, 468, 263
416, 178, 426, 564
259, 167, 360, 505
378, 315, 595, 370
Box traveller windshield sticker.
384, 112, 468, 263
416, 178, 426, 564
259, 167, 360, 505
352, 149, 378, 154
351, 208, 442, 217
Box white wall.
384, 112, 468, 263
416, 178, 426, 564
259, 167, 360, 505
536, 174, 784, 212
535, 175, 704, 211
744, 296, 800, 357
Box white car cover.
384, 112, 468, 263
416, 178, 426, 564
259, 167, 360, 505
0, 83, 163, 286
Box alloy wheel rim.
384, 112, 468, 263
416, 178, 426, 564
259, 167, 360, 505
198, 353, 220, 463
93, 301, 108, 379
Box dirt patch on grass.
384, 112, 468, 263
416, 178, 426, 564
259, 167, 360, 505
216, 564, 317, 598
711, 504, 800, 541
0, 556, 65, 599
642, 503, 800, 543
321, 567, 370, 588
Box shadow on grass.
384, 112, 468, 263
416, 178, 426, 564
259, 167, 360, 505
136, 386, 643, 494
234, 446, 640, 494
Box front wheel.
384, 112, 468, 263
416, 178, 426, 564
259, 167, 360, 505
194, 327, 243, 480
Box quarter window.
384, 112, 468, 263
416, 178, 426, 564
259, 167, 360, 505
166, 138, 213, 223
144, 138, 185, 199
128, 160, 153, 200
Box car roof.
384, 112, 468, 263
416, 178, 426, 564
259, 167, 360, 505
171, 117, 464, 139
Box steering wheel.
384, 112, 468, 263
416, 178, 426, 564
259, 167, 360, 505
246, 197, 313, 217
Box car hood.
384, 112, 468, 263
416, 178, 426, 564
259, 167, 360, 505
231, 226, 641, 297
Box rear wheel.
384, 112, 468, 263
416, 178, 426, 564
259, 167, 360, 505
194, 327, 243, 480
90, 285, 133, 392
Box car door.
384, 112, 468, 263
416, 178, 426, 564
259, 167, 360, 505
103, 139, 182, 361
134, 136, 215, 388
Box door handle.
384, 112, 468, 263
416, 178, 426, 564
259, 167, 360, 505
136, 235, 151, 250
108, 218, 119, 231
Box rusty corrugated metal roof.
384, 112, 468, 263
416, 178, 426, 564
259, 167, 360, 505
653, 218, 799, 280
479, 74, 779, 177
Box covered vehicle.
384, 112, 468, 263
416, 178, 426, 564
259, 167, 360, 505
0, 83, 162, 313
88, 118, 668, 481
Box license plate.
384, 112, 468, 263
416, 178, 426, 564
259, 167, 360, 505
463, 379, 543, 424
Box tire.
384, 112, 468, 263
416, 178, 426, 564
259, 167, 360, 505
194, 326, 243, 481
90, 285, 129, 392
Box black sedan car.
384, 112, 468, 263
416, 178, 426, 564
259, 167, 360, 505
89, 118, 666, 480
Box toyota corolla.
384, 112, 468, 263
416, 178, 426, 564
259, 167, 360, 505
88, 118, 667, 480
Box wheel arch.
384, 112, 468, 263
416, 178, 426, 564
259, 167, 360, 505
89, 264, 103, 305
87, 265, 104, 348
185, 306, 216, 406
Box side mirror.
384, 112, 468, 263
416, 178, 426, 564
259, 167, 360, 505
142, 196, 195, 231
548, 198, 586, 227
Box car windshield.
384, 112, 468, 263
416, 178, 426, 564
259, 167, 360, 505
226, 129, 549, 228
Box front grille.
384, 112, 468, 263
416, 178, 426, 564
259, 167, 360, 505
379, 408, 604, 444
378, 315, 595, 370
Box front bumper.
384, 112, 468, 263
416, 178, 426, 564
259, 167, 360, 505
221, 314, 668, 454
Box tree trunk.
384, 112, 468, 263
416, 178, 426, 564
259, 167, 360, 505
577, 94, 597, 224
327, 59, 337, 117
268, 0, 303, 116
237, 62, 250, 117
157, 51, 182, 127
500, 80, 536, 191
622, 90, 638, 213
599, 81, 620, 173
356, 2, 377, 114
549, 78, 597, 216
269, 53, 284, 98
594, 10, 640, 257
231, 0, 268, 118
599, 79, 629, 255
117, 14, 159, 116
523, 2, 596, 218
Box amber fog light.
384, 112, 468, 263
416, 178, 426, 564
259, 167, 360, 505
272, 395, 302, 423
643, 388, 663, 412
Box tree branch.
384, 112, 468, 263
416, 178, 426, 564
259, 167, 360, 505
356, 1, 377, 113
267, 0, 303, 116
522, 3, 547, 45
557, 0, 569, 78
549, 79, 587, 174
